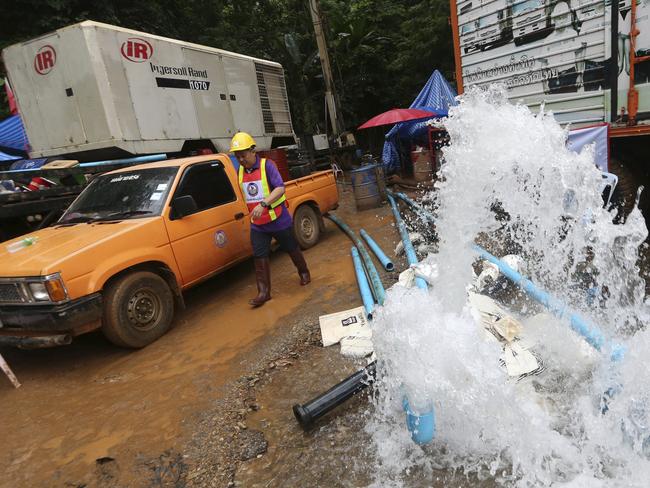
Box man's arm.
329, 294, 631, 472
264, 160, 285, 205
264, 186, 285, 205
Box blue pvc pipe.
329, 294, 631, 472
351, 247, 375, 319
78, 153, 167, 167
360, 229, 394, 272
387, 194, 428, 291
0, 154, 168, 174
474, 245, 625, 362
391, 190, 435, 224
402, 395, 436, 445
327, 214, 386, 305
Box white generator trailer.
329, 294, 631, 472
2, 21, 295, 159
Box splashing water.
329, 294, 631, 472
367, 86, 650, 487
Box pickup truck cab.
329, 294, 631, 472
0, 154, 338, 348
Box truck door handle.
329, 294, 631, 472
235, 212, 244, 220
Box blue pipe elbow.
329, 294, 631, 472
403, 396, 436, 445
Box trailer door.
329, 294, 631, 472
181, 48, 236, 139
13, 34, 86, 151
222, 56, 264, 135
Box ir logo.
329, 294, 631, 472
34, 45, 56, 75
121, 37, 153, 62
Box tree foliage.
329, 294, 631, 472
0, 0, 455, 134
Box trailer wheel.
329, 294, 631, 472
294, 205, 321, 249
102, 271, 174, 348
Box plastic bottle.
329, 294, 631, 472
6, 236, 39, 253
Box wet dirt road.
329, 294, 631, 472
0, 185, 401, 487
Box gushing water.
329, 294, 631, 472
368, 86, 650, 487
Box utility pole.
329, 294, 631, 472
308, 0, 344, 139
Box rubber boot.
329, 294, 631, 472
289, 248, 311, 285
250, 258, 271, 307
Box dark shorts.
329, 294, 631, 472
251, 227, 299, 258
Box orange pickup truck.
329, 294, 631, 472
0, 154, 338, 348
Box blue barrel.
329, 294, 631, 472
350, 164, 381, 211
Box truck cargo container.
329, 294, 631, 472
2, 21, 295, 160
450, 0, 650, 216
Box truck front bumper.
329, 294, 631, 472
0, 293, 103, 332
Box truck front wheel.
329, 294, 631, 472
102, 271, 174, 348
293, 205, 321, 249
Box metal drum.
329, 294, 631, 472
258, 149, 291, 182
350, 164, 381, 211
374, 164, 387, 200
411, 150, 434, 182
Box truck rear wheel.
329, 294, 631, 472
102, 271, 174, 348
293, 205, 321, 249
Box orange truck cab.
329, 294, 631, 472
0, 154, 338, 348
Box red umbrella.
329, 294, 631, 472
357, 108, 438, 130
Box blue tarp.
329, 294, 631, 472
382, 70, 458, 172
567, 123, 608, 172
0, 151, 21, 161
9, 158, 48, 170
0, 114, 29, 155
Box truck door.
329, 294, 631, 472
165, 160, 248, 286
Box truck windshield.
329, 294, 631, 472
59, 167, 178, 224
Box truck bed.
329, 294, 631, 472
284, 170, 338, 214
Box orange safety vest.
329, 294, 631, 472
238, 158, 287, 225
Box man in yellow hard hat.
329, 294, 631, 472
230, 132, 311, 307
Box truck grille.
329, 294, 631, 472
0, 283, 23, 303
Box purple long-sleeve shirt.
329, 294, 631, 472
244, 155, 292, 233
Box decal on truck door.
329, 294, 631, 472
215, 230, 228, 248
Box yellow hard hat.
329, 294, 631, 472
230, 132, 256, 152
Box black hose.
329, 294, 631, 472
293, 361, 377, 430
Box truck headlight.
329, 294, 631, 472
28, 282, 50, 301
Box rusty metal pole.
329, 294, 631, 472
0, 353, 21, 388
627, 0, 650, 125
449, 0, 464, 95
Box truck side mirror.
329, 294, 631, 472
171, 195, 198, 219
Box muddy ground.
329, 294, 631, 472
0, 184, 409, 488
